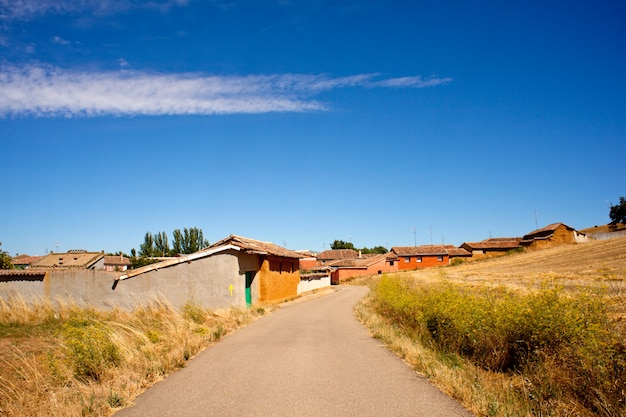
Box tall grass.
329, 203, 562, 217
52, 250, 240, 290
0, 296, 270, 417
364, 274, 626, 417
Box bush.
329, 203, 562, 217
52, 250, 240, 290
61, 310, 121, 381
372, 275, 626, 416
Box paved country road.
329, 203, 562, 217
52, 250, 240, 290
115, 286, 475, 417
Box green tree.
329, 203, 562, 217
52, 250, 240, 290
154, 231, 170, 257
330, 240, 355, 250
609, 196, 626, 229
138, 232, 155, 257
0, 242, 14, 269
180, 227, 209, 254
172, 229, 183, 255
361, 246, 389, 255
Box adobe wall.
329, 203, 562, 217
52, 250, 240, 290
258, 255, 300, 302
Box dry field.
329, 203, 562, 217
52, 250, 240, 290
354, 236, 626, 416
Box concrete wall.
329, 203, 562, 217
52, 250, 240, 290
115, 250, 260, 310
297, 275, 331, 294
0, 250, 264, 311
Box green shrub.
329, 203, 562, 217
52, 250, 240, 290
61, 310, 121, 381
182, 302, 206, 324
372, 275, 626, 416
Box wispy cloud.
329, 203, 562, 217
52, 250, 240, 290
0, 0, 188, 20
0, 64, 452, 117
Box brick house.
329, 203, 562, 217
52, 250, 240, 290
391, 245, 450, 270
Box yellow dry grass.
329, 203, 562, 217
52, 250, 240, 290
354, 236, 626, 417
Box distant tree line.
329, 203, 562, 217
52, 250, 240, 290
130, 227, 209, 268
330, 239, 388, 255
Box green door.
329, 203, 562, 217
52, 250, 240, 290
245, 272, 253, 307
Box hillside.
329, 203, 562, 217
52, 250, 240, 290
405, 236, 626, 284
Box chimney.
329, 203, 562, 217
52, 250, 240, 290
358, 250, 362, 258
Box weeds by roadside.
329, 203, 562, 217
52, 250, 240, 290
358, 274, 626, 417
0, 296, 270, 417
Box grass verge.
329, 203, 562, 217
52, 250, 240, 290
356, 274, 626, 417
0, 296, 271, 417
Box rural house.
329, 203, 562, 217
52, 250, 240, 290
113, 235, 306, 309
391, 245, 450, 270
325, 253, 397, 283
520, 223, 590, 249
103, 255, 132, 272
31, 250, 105, 269
11, 254, 42, 269
460, 238, 522, 257
316, 249, 359, 265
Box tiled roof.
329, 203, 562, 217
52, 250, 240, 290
0, 269, 47, 282
11, 255, 43, 265
208, 235, 303, 259
443, 246, 472, 257
392, 245, 449, 256
327, 253, 389, 268
30, 251, 104, 269
103, 256, 132, 266
461, 240, 521, 250
317, 249, 359, 260
523, 223, 575, 239
118, 234, 303, 281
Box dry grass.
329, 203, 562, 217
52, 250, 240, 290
355, 236, 626, 417
0, 297, 273, 417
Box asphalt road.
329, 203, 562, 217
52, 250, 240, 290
115, 286, 475, 417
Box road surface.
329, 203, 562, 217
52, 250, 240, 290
115, 286, 475, 416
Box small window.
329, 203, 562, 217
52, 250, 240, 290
404, 257, 410, 263
437, 255, 443, 262
389, 261, 394, 266
417, 256, 422, 263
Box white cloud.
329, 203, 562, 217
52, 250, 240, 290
0, 0, 187, 20
52, 36, 70, 45
0, 64, 452, 117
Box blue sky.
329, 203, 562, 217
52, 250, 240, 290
1, 0, 625, 256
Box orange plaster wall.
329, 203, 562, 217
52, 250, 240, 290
258, 256, 300, 302
396, 255, 449, 270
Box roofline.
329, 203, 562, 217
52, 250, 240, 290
116, 244, 241, 282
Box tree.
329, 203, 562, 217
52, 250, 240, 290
138, 232, 155, 257
172, 229, 184, 254
178, 227, 209, 254
154, 231, 170, 257
0, 242, 14, 269
330, 240, 388, 254
361, 246, 389, 255
331, 240, 355, 250
609, 196, 626, 229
